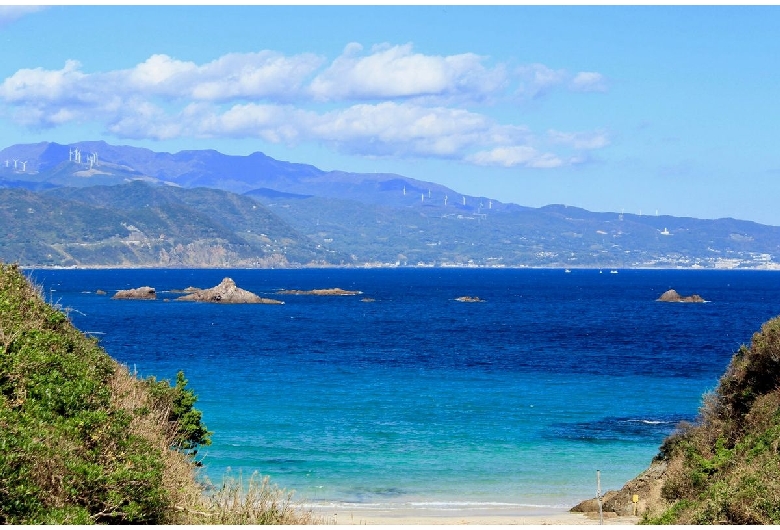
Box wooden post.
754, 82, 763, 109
597, 470, 603, 525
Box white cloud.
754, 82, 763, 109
466, 146, 563, 168
107, 99, 182, 140
516, 65, 608, 98
548, 129, 610, 150
310, 42, 507, 102
570, 71, 608, 92
516, 63, 568, 98
183, 101, 531, 160
0, 44, 608, 170
0, 6, 44, 28
121, 52, 323, 101
1, 60, 86, 104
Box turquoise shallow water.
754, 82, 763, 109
31, 268, 780, 514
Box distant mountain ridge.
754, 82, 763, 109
0, 141, 476, 210
1, 141, 780, 269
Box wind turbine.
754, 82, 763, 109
20, 161, 27, 172
444, 195, 448, 206
12, 159, 18, 169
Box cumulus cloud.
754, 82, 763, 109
310, 42, 507, 102
120, 52, 323, 101
173, 101, 532, 160
0, 43, 608, 169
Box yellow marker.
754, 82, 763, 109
632, 494, 639, 503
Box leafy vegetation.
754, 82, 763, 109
0, 262, 322, 524
642, 316, 780, 524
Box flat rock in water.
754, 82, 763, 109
277, 287, 362, 296
112, 286, 156, 300
177, 278, 284, 304
657, 289, 706, 303
455, 296, 485, 303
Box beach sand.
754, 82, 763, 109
312, 505, 640, 525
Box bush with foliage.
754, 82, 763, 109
0, 262, 323, 524
643, 317, 780, 524
0, 263, 211, 523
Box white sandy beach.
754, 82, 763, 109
312, 504, 640, 525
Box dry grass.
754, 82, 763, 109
109, 365, 204, 523
109, 364, 324, 524
199, 472, 327, 525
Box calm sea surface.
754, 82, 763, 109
28, 268, 780, 514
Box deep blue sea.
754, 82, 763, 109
27, 268, 780, 515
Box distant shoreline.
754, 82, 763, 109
19, 264, 780, 271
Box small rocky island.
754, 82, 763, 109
277, 287, 362, 296
656, 289, 706, 303
112, 286, 156, 300
176, 278, 284, 304
455, 296, 485, 303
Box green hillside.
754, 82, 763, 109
576, 314, 780, 524
0, 182, 343, 268
643, 316, 780, 524
0, 262, 320, 524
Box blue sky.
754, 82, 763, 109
2, 5, 780, 224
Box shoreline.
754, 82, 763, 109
19, 264, 780, 271
309, 503, 641, 525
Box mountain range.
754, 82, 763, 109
1, 141, 779, 269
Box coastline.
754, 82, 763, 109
19, 264, 780, 271
310, 503, 641, 525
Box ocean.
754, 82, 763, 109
28, 267, 780, 515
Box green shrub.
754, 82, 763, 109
0, 263, 209, 523
648, 315, 780, 524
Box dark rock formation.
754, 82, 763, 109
112, 286, 156, 300
177, 277, 283, 304
657, 289, 706, 303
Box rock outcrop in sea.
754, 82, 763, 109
176, 277, 283, 304
656, 289, 706, 303
112, 286, 156, 300
455, 296, 485, 303
277, 288, 362, 296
